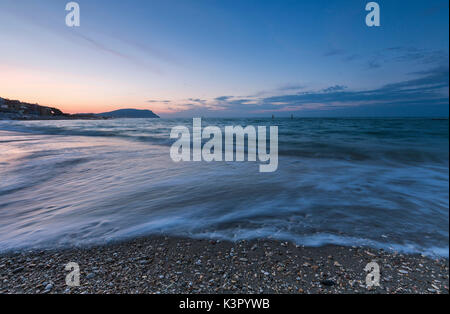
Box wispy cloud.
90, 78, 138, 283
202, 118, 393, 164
323, 48, 346, 57
321, 85, 347, 93
214, 96, 232, 102
336, 45, 448, 71
71, 32, 162, 74
164, 65, 449, 117
277, 84, 306, 92
147, 99, 171, 103
3, 6, 165, 75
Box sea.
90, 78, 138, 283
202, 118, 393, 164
0, 118, 448, 256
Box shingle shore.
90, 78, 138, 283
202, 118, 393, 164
0, 236, 448, 294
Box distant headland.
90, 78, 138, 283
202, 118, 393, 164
0, 97, 159, 120
98, 108, 160, 119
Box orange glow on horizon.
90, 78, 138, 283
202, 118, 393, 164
0, 93, 169, 115
0, 65, 178, 115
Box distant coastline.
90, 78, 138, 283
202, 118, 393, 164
0, 97, 159, 120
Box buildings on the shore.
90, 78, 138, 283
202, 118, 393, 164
0, 97, 64, 117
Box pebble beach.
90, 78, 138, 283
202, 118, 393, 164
0, 236, 448, 294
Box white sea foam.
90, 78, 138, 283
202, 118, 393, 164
0, 118, 448, 257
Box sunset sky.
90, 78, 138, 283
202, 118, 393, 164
0, 0, 448, 117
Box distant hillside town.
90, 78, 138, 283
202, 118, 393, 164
0, 97, 100, 120
1, 97, 62, 117
0, 97, 159, 120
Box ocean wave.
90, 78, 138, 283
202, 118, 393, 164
0, 118, 448, 256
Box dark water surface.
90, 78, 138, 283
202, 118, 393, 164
0, 118, 448, 256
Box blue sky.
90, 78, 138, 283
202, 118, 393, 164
0, 0, 448, 116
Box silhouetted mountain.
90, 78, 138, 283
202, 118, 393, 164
98, 109, 160, 118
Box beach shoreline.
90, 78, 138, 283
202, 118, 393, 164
0, 236, 448, 294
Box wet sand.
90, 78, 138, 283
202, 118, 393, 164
0, 236, 448, 294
